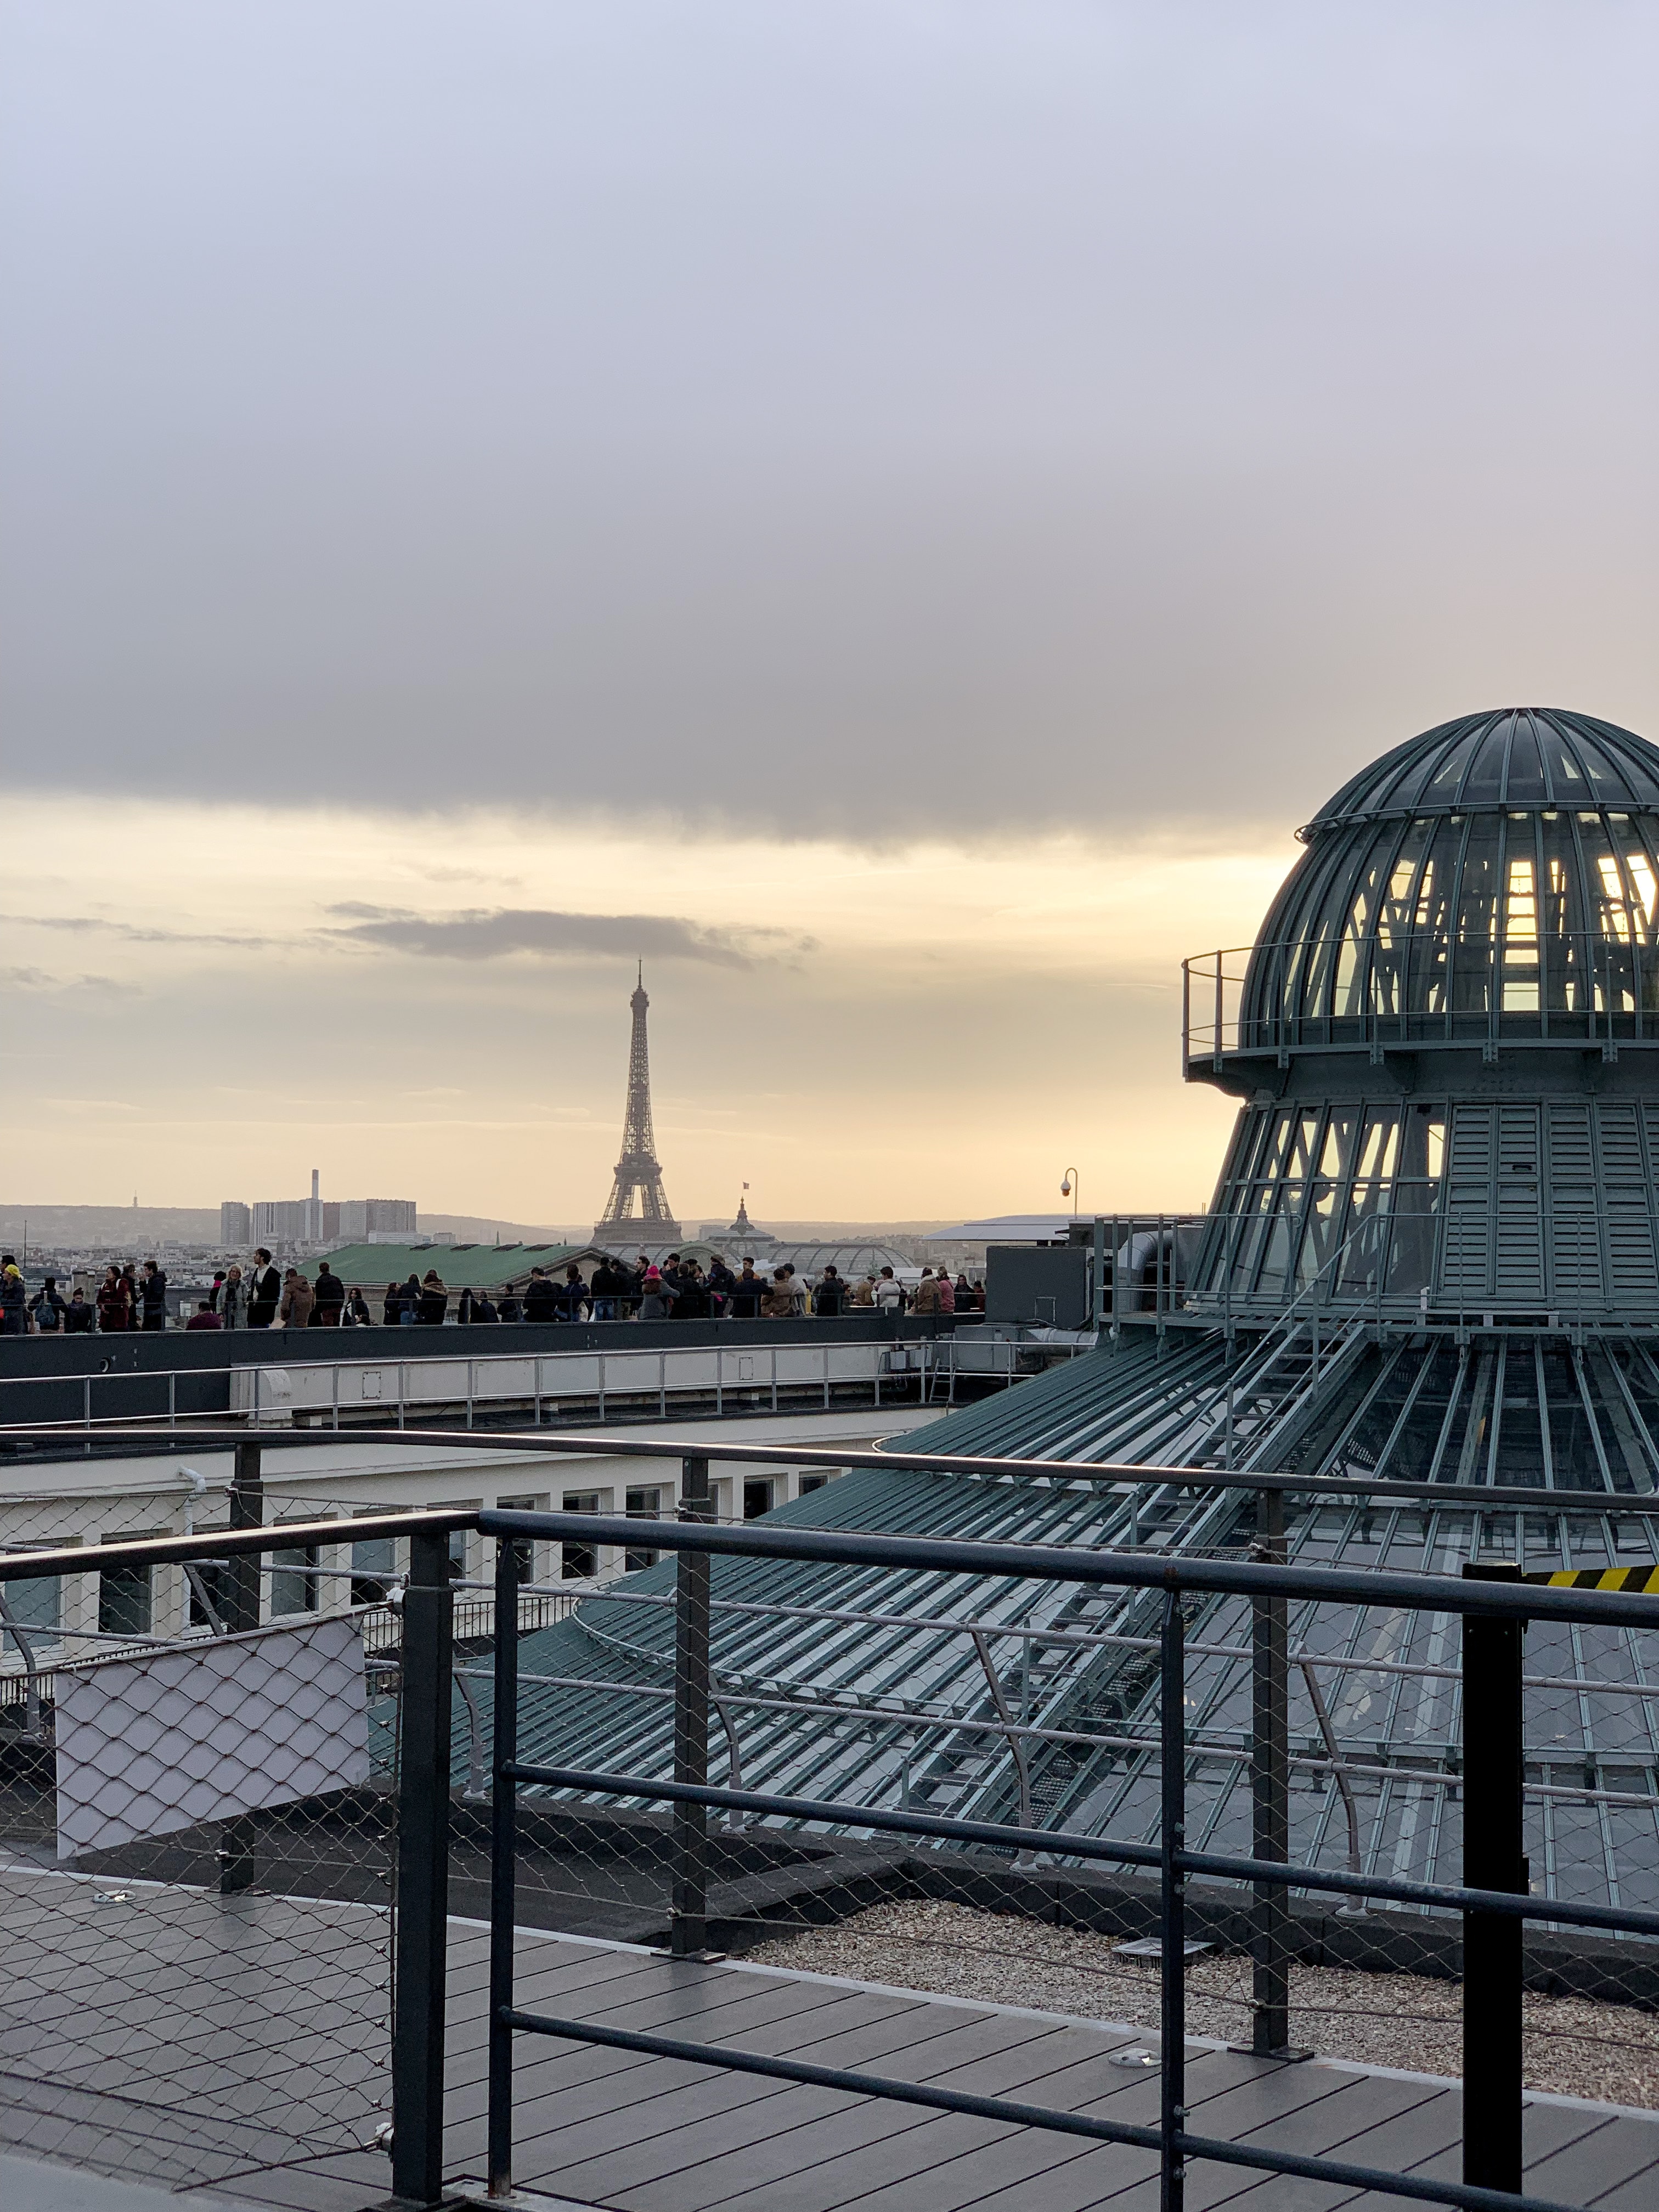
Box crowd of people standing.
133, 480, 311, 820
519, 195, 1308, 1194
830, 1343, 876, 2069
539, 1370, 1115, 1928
371, 1255, 983, 1325
0, 1247, 984, 1334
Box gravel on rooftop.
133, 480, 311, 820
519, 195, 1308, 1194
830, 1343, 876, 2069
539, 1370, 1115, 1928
738, 1899, 1659, 2109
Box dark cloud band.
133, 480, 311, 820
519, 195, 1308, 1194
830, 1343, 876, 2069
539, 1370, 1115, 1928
322, 905, 812, 969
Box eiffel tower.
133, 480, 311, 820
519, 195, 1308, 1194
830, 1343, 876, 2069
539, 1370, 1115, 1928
594, 965, 680, 1239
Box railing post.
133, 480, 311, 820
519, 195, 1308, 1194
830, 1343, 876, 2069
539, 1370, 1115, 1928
671, 1455, 713, 1959
1248, 1487, 1304, 2058
1462, 1561, 1526, 2199
218, 1441, 263, 1894
1160, 1589, 1186, 2212
487, 1530, 520, 2199
392, 1527, 454, 2208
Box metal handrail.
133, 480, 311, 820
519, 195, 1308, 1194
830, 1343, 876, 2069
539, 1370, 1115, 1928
3, 1418, 1659, 1520
479, 1503, 1655, 2211
1183, 927, 1659, 1059
0, 1461, 1650, 2205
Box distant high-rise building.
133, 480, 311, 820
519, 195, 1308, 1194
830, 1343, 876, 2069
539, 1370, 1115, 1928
595, 966, 679, 1239
219, 1200, 251, 1246
337, 1199, 418, 1239
244, 1183, 417, 1248
251, 1199, 312, 1244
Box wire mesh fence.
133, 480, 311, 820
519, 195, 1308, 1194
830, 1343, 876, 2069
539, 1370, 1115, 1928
5, 1435, 1659, 2207
478, 1491, 1659, 2210
0, 1485, 472, 2196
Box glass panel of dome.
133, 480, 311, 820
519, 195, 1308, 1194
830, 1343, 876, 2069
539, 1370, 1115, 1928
1505, 718, 1547, 800
1615, 828, 1658, 927
1462, 722, 1510, 804
1286, 1108, 1321, 1180
1501, 853, 1539, 1011
1422, 724, 1482, 804
1296, 1180, 1341, 1291
1255, 1188, 1299, 1299
1545, 735, 1591, 800
1582, 743, 1622, 796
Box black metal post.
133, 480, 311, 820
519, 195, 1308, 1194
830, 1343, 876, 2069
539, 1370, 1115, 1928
218, 1441, 262, 1894
1249, 1488, 1302, 2057
487, 1532, 519, 2199
392, 1527, 454, 2207
671, 1455, 713, 1960
1462, 1560, 1525, 2199
1160, 1590, 1186, 2212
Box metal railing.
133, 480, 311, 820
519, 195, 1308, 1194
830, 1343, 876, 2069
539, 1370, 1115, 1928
9, 1424, 1659, 2206
477, 1494, 1659, 2212
0, 1328, 1082, 1446
1184, 932, 1659, 1063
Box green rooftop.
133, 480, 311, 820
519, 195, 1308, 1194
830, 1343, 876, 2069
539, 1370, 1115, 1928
317, 1241, 593, 1291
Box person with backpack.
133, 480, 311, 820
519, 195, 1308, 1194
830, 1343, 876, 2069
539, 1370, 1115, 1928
28, 1276, 67, 1333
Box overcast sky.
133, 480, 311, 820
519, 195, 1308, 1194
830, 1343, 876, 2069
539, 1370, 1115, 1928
4, 3, 1656, 1218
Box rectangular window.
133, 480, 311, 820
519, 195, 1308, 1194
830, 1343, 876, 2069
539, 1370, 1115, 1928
99, 1560, 153, 1638
186, 1543, 235, 1632
798, 1473, 830, 1495
742, 1478, 774, 1520
351, 1532, 397, 1609
625, 1487, 663, 1572
270, 1543, 320, 1616
1, 1567, 60, 1637
561, 1493, 600, 1580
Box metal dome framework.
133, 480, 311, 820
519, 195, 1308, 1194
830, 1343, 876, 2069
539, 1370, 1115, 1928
1183, 710, 1659, 1321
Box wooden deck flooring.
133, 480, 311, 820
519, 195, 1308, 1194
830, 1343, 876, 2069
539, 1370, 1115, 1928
1, 1866, 1656, 2211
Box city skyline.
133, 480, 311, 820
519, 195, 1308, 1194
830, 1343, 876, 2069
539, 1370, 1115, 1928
0, 786, 1282, 1220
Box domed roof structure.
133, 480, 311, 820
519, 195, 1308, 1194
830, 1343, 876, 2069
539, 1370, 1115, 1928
1232, 709, 1659, 1064
1181, 708, 1659, 1322
1303, 708, 1659, 835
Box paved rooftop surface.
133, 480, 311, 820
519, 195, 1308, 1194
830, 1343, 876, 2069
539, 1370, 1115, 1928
1, 1867, 1657, 2210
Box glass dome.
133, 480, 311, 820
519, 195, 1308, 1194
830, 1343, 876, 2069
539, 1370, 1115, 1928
1240, 709, 1659, 1051
1186, 709, 1659, 1320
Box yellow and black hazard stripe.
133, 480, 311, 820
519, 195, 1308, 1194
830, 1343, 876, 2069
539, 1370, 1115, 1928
1522, 1565, 1659, 1592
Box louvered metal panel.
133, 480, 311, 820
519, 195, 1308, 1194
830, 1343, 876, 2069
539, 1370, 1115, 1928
1544, 1104, 1594, 1179
1547, 1187, 1603, 1305
1598, 1102, 1646, 1182
1446, 1102, 1494, 1178
1436, 1183, 1491, 1299
1607, 1192, 1659, 1302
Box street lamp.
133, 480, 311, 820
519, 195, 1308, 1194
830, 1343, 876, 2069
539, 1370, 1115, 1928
1060, 1169, 1079, 1221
